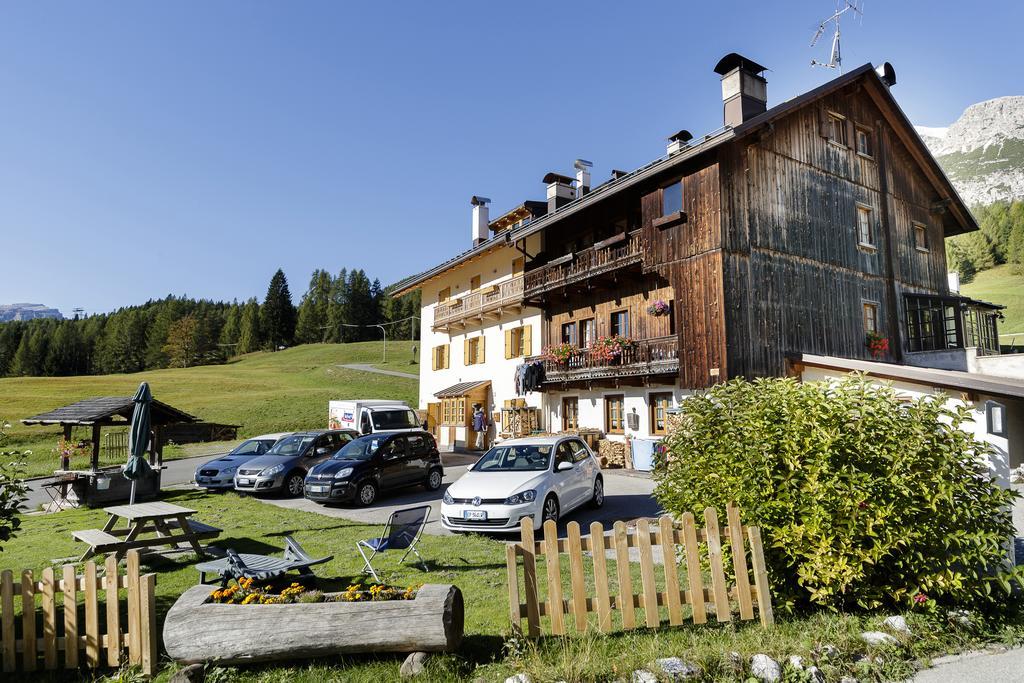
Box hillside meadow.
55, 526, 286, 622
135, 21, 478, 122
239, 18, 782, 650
961, 263, 1024, 340
0, 341, 418, 478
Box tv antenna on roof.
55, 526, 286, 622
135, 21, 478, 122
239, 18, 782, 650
810, 1, 864, 73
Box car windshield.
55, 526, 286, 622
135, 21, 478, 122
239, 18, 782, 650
473, 445, 552, 472
229, 439, 268, 456
333, 435, 386, 461
371, 409, 418, 430
265, 435, 316, 457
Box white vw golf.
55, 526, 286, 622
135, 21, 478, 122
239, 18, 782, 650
441, 435, 603, 533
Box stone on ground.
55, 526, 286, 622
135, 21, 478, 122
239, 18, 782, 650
862, 631, 898, 646
883, 615, 912, 636
655, 657, 701, 680
816, 644, 840, 661
806, 665, 825, 683
750, 654, 782, 682
787, 654, 805, 670
504, 674, 531, 683
170, 663, 204, 683
631, 670, 658, 683
401, 651, 428, 679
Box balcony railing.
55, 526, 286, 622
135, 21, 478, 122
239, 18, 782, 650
524, 230, 643, 297
433, 275, 524, 329
532, 336, 679, 383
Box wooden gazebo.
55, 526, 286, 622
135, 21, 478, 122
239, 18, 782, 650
22, 396, 198, 506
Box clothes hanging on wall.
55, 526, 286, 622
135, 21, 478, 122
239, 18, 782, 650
515, 361, 546, 394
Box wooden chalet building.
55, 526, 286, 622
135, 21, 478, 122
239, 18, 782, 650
394, 53, 1006, 446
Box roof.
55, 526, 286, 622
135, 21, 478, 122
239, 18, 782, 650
794, 353, 1024, 401
490, 200, 548, 232
392, 62, 977, 296
906, 292, 1005, 310
22, 396, 198, 426
434, 380, 490, 398
714, 53, 768, 75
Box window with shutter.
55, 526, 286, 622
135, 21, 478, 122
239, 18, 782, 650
504, 329, 514, 359
605, 395, 625, 434
470, 275, 481, 292
649, 392, 672, 435
522, 325, 532, 356
463, 339, 471, 365
438, 287, 450, 304
856, 204, 875, 248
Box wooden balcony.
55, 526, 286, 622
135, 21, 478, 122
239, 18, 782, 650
432, 275, 524, 330
533, 336, 679, 385
524, 230, 643, 298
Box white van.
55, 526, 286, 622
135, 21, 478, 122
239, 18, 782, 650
328, 400, 422, 436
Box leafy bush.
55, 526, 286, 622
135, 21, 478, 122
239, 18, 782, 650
653, 376, 1023, 612
0, 420, 28, 550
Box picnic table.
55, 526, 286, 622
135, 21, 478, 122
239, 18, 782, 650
72, 501, 221, 561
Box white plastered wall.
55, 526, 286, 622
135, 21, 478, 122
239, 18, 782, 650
542, 383, 687, 441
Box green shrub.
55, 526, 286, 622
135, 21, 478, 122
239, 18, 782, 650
0, 419, 28, 551
653, 376, 1023, 613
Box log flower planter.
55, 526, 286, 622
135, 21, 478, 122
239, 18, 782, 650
163, 583, 464, 665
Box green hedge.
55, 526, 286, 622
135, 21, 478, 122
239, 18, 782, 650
653, 376, 1022, 612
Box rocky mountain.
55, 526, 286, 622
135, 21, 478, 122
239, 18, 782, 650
0, 303, 63, 322
915, 96, 1024, 207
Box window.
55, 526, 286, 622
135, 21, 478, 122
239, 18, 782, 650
857, 204, 874, 248
579, 318, 596, 347
913, 222, 929, 252
605, 395, 625, 434
905, 294, 960, 352
649, 392, 673, 436
512, 257, 524, 277
469, 275, 481, 292
855, 126, 873, 157
862, 301, 879, 334
568, 439, 590, 463
662, 181, 683, 216
826, 111, 847, 146
407, 434, 428, 456
562, 397, 579, 431
610, 310, 630, 337
441, 397, 466, 425
438, 287, 451, 304
505, 325, 532, 359
431, 344, 450, 370
464, 336, 485, 365
986, 401, 1007, 437
561, 322, 578, 345
555, 442, 575, 468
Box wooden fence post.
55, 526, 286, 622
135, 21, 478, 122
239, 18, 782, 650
543, 520, 565, 635
21, 570, 36, 671
613, 520, 634, 629
127, 550, 141, 665
704, 507, 731, 622
747, 526, 775, 626
62, 564, 78, 669
658, 516, 684, 626
726, 502, 755, 620
681, 512, 706, 624
84, 561, 100, 667
636, 519, 659, 628
41, 567, 57, 669
1, 569, 14, 673
105, 554, 122, 667
589, 522, 612, 632
566, 522, 588, 632
520, 518, 541, 637
139, 574, 157, 677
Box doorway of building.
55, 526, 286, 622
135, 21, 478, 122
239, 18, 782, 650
562, 396, 579, 432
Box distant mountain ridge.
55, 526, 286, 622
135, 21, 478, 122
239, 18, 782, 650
0, 303, 63, 322
915, 95, 1024, 206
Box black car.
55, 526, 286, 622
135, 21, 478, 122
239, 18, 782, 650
303, 430, 444, 506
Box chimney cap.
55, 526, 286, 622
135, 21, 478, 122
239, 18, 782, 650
470, 196, 491, 206
573, 159, 593, 170
875, 62, 896, 86
667, 129, 693, 143
713, 53, 768, 76
542, 172, 574, 185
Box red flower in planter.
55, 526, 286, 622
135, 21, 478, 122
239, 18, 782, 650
865, 331, 889, 359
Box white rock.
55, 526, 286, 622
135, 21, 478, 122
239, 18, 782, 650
655, 657, 701, 680
787, 655, 805, 671
816, 644, 840, 661
505, 675, 531, 683
749, 654, 782, 682
883, 615, 912, 636
861, 631, 898, 646
401, 651, 428, 679
806, 665, 825, 683
840, 677, 859, 683
630, 671, 658, 683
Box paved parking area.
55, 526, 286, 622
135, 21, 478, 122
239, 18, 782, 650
253, 457, 660, 537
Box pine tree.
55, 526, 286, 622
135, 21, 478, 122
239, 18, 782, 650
219, 304, 242, 352
260, 269, 297, 350
237, 299, 263, 354
345, 270, 375, 341
325, 268, 349, 343
163, 314, 200, 368
295, 269, 333, 344
44, 321, 86, 376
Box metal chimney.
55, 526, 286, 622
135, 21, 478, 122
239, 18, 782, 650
667, 129, 693, 155
713, 53, 768, 128
543, 173, 575, 213
471, 196, 491, 246
574, 159, 593, 198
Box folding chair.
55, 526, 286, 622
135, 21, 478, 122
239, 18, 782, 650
356, 505, 430, 581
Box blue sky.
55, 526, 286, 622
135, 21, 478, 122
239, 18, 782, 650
1, 1, 1021, 316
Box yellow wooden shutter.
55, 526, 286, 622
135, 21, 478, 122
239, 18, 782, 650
431, 346, 438, 371
505, 329, 513, 359
463, 339, 470, 365
443, 344, 449, 369
479, 336, 485, 364
522, 325, 532, 356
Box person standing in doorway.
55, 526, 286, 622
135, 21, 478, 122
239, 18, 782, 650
472, 403, 487, 450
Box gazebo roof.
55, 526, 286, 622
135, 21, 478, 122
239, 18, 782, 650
22, 396, 198, 426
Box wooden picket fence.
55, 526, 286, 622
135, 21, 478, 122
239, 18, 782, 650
0, 549, 157, 676
506, 503, 773, 636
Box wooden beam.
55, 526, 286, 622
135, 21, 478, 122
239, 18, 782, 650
91, 424, 101, 472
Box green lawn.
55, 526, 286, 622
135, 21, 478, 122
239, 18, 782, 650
961, 264, 1024, 343
0, 342, 419, 478
2, 490, 1021, 682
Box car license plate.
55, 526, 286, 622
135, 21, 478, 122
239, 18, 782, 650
238, 478, 251, 486
463, 510, 487, 521
308, 485, 327, 493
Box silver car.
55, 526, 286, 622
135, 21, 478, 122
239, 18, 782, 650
194, 433, 291, 489
233, 430, 357, 497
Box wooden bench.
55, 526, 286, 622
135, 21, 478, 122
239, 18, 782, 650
71, 528, 121, 555
165, 518, 222, 539
73, 506, 223, 561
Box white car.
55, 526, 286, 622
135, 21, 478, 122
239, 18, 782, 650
441, 435, 603, 533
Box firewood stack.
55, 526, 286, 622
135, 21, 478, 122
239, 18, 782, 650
598, 439, 628, 469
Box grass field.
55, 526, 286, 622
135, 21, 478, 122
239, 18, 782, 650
961, 264, 1024, 344
0, 342, 419, 478
4, 489, 1020, 682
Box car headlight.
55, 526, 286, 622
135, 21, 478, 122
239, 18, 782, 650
221, 466, 236, 475
334, 467, 353, 480
504, 489, 536, 505
261, 464, 284, 476
442, 491, 454, 505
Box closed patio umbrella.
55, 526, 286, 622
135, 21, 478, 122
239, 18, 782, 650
123, 382, 154, 505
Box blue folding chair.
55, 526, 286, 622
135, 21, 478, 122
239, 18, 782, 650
356, 505, 430, 581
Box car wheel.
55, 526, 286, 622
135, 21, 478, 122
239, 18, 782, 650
284, 472, 305, 498
425, 468, 443, 491
590, 476, 605, 509
356, 480, 378, 507
541, 495, 560, 526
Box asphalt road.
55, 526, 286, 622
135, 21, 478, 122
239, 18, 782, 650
912, 647, 1024, 682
